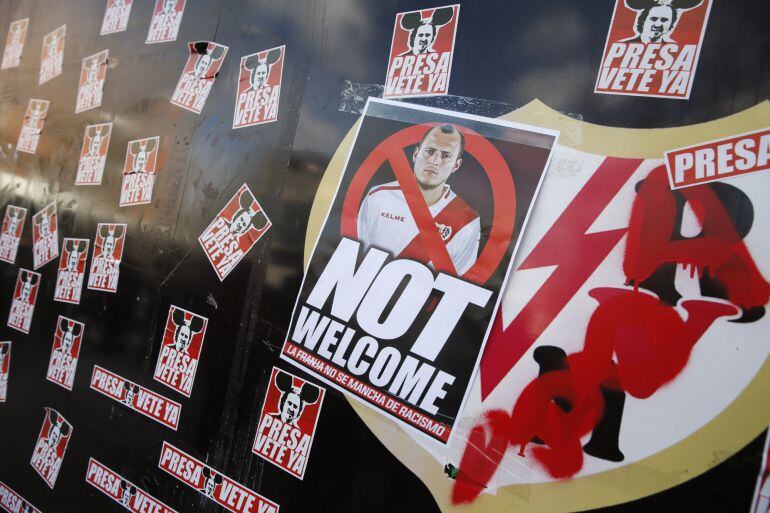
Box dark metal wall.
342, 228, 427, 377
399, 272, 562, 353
0, 0, 767, 512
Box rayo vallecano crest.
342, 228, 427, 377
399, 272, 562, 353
305, 100, 770, 512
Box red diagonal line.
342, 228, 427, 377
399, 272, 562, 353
388, 148, 457, 275
480, 157, 643, 399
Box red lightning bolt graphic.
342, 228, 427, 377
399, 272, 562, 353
480, 157, 644, 399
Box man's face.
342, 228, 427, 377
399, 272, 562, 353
8, 212, 20, 233
175, 326, 191, 351
230, 211, 252, 236
89, 134, 102, 155
204, 477, 217, 496
48, 424, 62, 448
62, 331, 74, 354
412, 128, 462, 190
163, 0, 176, 13
30, 105, 42, 126
642, 6, 675, 41
194, 54, 211, 78
103, 235, 115, 257
281, 393, 302, 424
252, 63, 268, 89
414, 24, 434, 54
67, 249, 79, 271
87, 59, 99, 82
124, 388, 134, 405
21, 281, 33, 301
40, 215, 49, 235
48, 36, 58, 59
11, 26, 21, 44
134, 150, 147, 172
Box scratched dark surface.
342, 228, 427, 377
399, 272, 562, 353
0, 0, 768, 512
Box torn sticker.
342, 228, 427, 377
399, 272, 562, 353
171, 41, 228, 114
32, 202, 59, 269
120, 137, 160, 206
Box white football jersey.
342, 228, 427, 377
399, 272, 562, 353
357, 180, 480, 276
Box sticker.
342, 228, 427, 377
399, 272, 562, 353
39, 25, 65, 85
30, 408, 72, 489
198, 184, 271, 281
32, 202, 58, 269
282, 98, 557, 444
233, 45, 284, 129
252, 367, 325, 479
87, 223, 126, 293
86, 458, 178, 513
751, 430, 770, 513
595, 0, 713, 99
1, 18, 29, 69
384, 4, 459, 99
158, 442, 279, 513
17, 99, 49, 154
90, 365, 181, 430
665, 127, 770, 189
100, 0, 133, 35
7, 269, 40, 334
146, 0, 186, 44
120, 137, 160, 206
0, 479, 42, 513
54, 238, 89, 305
0, 342, 10, 403
75, 49, 108, 113
0, 205, 26, 264
171, 41, 228, 114
153, 305, 208, 397
76, 123, 112, 185
46, 316, 84, 391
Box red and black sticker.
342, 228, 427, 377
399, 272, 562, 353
46, 316, 84, 391
0, 479, 42, 513
76, 123, 112, 186
7, 268, 40, 334
384, 4, 459, 99
86, 458, 178, 513
158, 442, 279, 513
171, 41, 228, 114
282, 99, 557, 444
198, 184, 271, 281
75, 49, 108, 113
595, 0, 713, 99
253, 367, 325, 480
665, 127, 770, 189
90, 365, 181, 430
153, 305, 208, 397
100, 0, 133, 35
120, 137, 160, 206
146, 0, 186, 44
32, 202, 58, 269
54, 238, 89, 305
0, 341, 10, 403
1, 18, 29, 69
17, 99, 49, 154
39, 24, 65, 85
88, 223, 126, 293
233, 45, 284, 128
0, 205, 26, 264
30, 407, 72, 489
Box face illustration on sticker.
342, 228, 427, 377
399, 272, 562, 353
274, 370, 320, 426
191, 42, 227, 79
201, 468, 223, 497
63, 239, 87, 272
401, 7, 454, 55
86, 56, 101, 83
58, 318, 82, 355
28, 102, 45, 129
7, 207, 24, 235
123, 382, 139, 406
230, 190, 269, 238
244, 48, 281, 90
162, 0, 177, 13
128, 138, 156, 173
119, 480, 136, 507
0, 344, 8, 370
99, 224, 124, 259
46, 410, 70, 450
19, 270, 39, 302
34, 209, 51, 236
171, 308, 204, 352
624, 0, 703, 43
87, 125, 106, 156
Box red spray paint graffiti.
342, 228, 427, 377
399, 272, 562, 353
453, 164, 770, 504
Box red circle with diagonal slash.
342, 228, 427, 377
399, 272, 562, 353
340, 123, 517, 284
